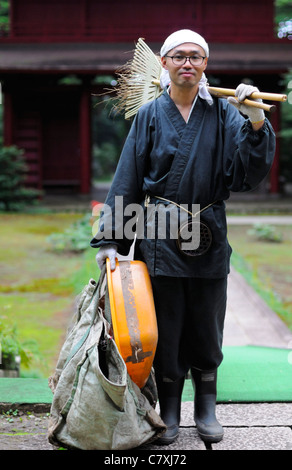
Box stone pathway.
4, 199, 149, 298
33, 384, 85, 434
224, 267, 292, 349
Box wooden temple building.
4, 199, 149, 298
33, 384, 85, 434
0, 0, 291, 195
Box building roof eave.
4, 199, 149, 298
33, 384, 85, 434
0, 42, 291, 75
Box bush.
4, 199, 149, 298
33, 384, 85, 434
0, 146, 41, 211
47, 214, 93, 252
0, 316, 42, 371
247, 223, 283, 243
92, 142, 119, 180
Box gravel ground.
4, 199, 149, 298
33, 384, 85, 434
0, 407, 54, 451
1, 403, 292, 451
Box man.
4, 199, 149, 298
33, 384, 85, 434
91, 29, 275, 445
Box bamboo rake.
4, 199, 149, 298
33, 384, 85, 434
114, 39, 287, 118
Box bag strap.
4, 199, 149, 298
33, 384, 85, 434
63, 266, 108, 368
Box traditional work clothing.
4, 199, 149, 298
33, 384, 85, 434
151, 275, 227, 379
91, 91, 275, 280
91, 90, 275, 378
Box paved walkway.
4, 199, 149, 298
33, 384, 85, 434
227, 215, 292, 225
224, 267, 292, 349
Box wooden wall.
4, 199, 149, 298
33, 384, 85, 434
7, 0, 276, 44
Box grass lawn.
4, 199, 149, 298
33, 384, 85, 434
0, 213, 98, 377
228, 223, 292, 331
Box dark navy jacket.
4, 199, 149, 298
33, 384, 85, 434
91, 92, 275, 278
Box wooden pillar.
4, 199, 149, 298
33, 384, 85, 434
79, 85, 91, 194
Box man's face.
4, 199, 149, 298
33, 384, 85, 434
161, 42, 208, 89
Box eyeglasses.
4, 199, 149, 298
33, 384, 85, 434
165, 54, 206, 66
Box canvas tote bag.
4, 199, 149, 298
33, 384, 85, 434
48, 267, 166, 450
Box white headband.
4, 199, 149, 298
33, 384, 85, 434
160, 29, 209, 58
159, 29, 212, 105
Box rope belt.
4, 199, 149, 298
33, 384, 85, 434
144, 195, 216, 257
145, 195, 216, 218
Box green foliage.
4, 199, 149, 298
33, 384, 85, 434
275, 0, 292, 37
0, 0, 9, 35
0, 316, 42, 370
0, 146, 41, 211
92, 142, 119, 179
278, 70, 292, 186
47, 213, 93, 252
275, 2, 292, 187
92, 96, 130, 180
247, 223, 283, 243
0, 107, 3, 147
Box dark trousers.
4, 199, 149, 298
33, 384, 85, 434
150, 276, 227, 381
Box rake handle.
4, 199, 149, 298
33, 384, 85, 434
207, 87, 287, 102
151, 81, 284, 113
206, 87, 287, 112
227, 97, 276, 113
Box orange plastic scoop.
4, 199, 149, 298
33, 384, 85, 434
106, 259, 158, 389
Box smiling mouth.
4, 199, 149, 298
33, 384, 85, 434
180, 72, 195, 77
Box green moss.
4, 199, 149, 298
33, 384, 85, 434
0, 278, 74, 295
0, 213, 89, 377
0, 433, 45, 436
